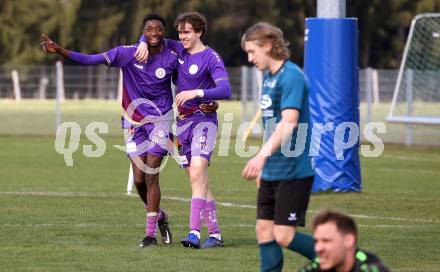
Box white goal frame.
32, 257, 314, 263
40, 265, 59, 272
387, 13, 440, 125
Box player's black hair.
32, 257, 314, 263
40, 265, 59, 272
142, 13, 166, 28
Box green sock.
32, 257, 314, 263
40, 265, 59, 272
287, 232, 316, 260
259, 240, 283, 272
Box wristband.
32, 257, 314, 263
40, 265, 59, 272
196, 89, 204, 98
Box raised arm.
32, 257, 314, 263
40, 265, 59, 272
41, 34, 106, 65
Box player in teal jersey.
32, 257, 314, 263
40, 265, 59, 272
242, 22, 315, 271
299, 210, 390, 272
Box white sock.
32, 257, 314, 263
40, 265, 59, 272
190, 230, 201, 239
210, 233, 222, 240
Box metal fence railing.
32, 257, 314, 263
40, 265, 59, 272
0, 64, 399, 102
1, 65, 439, 145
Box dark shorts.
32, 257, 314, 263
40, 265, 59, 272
257, 176, 314, 226
176, 113, 218, 168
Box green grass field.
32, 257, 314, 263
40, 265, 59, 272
0, 100, 440, 271
1, 99, 439, 144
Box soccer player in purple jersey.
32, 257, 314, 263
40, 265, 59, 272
41, 13, 176, 248
136, 11, 231, 249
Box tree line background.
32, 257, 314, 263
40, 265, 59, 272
1, 0, 439, 68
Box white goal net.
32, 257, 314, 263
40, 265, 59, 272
387, 13, 440, 125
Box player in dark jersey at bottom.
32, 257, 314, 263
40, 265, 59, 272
299, 210, 390, 272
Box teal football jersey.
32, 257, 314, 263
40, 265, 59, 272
260, 60, 314, 181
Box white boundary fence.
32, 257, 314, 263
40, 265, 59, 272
0, 64, 396, 106
1, 64, 439, 146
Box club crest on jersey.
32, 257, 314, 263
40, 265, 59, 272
155, 68, 166, 79
189, 64, 199, 74
260, 94, 272, 109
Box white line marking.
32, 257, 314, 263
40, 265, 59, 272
0, 223, 427, 230
1, 191, 439, 224
363, 166, 440, 174
0, 223, 255, 229
162, 195, 256, 209
382, 154, 440, 162
163, 195, 439, 224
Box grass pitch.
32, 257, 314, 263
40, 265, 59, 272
1, 99, 439, 145
1, 136, 439, 271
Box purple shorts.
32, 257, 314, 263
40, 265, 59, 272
176, 113, 218, 168
122, 118, 172, 159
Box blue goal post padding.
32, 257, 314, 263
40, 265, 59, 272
304, 18, 361, 192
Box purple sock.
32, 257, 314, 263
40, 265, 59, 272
204, 200, 221, 235
145, 205, 164, 221
158, 209, 164, 221
190, 198, 206, 232
146, 212, 159, 237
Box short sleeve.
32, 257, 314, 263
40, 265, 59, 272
280, 69, 307, 111
102, 45, 135, 68
208, 50, 229, 84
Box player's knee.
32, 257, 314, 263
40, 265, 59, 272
146, 156, 162, 169
255, 222, 272, 241
133, 177, 144, 187
274, 229, 293, 247
189, 170, 204, 185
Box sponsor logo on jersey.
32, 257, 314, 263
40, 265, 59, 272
134, 64, 144, 70
262, 110, 274, 117
264, 79, 277, 88
178, 59, 184, 64
260, 94, 272, 109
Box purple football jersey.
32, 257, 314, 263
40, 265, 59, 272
103, 43, 177, 122
165, 40, 229, 110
